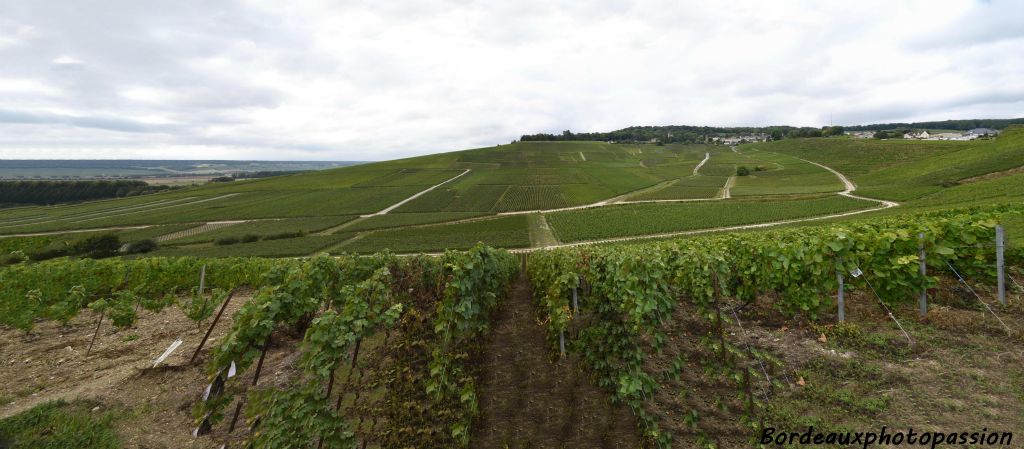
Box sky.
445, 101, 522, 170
0, 0, 1022, 161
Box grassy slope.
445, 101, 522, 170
0, 400, 121, 449
748, 127, 1024, 201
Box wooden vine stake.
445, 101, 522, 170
318, 349, 347, 449
86, 309, 106, 357
996, 225, 1005, 306
918, 233, 927, 316
229, 335, 270, 433
836, 257, 845, 323
336, 338, 362, 410
559, 330, 566, 357
196, 264, 209, 328
199, 264, 207, 296
190, 290, 236, 364
87, 268, 131, 357
571, 281, 579, 314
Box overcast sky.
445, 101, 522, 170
0, 0, 1022, 161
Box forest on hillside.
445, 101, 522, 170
0, 180, 175, 206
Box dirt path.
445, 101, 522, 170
693, 151, 711, 175
719, 175, 736, 199
3, 155, 899, 254
503, 155, 900, 251
0, 225, 154, 239
511, 200, 893, 252
471, 276, 638, 449
155, 221, 243, 242
362, 169, 470, 217
791, 156, 899, 207
527, 213, 559, 247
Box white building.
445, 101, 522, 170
965, 128, 999, 137
929, 132, 962, 140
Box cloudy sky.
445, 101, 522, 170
0, 0, 1022, 161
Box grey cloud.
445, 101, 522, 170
0, 108, 181, 133
906, 0, 1024, 50
0, 0, 1021, 160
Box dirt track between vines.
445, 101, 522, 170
471, 275, 639, 448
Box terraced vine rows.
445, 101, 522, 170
529, 207, 1022, 447
1, 203, 1022, 448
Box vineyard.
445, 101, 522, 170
545, 195, 875, 242
3, 129, 1023, 256
2, 205, 1022, 448
1, 245, 519, 448
528, 206, 1024, 447
2, 129, 1024, 448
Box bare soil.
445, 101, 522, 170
0, 293, 303, 449
2, 273, 1020, 449
641, 280, 1024, 448
471, 275, 639, 449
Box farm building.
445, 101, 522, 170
966, 127, 1000, 137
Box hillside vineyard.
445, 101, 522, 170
1, 128, 1022, 449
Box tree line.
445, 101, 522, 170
519, 125, 846, 143
518, 117, 1022, 144
844, 118, 1024, 131
0, 180, 175, 206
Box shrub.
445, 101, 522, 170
241, 234, 260, 243
1, 250, 27, 266
264, 231, 306, 241
736, 166, 750, 176
124, 239, 159, 254
215, 236, 240, 246
71, 234, 120, 259
28, 247, 69, 261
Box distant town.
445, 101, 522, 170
714, 127, 1000, 145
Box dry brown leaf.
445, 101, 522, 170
797, 376, 806, 387
818, 333, 828, 343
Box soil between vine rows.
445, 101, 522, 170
471, 275, 639, 448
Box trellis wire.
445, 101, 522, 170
1009, 273, 1023, 291
945, 260, 1012, 336
729, 308, 773, 401
855, 267, 914, 346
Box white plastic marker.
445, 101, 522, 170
152, 338, 183, 368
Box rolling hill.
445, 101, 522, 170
0, 127, 1022, 257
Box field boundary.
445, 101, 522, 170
0, 151, 904, 255
693, 152, 710, 175
362, 169, 470, 217
510, 155, 900, 251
